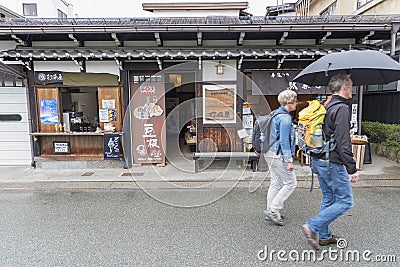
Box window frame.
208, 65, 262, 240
23, 3, 38, 16
57, 9, 67, 19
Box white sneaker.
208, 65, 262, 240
266, 211, 285, 226
265, 210, 285, 221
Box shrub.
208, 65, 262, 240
362, 121, 400, 152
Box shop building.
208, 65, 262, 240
295, 0, 400, 123
0, 2, 398, 168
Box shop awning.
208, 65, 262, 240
62, 72, 119, 87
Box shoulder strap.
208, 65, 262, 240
326, 101, 346, 110
272, 109, 287, 116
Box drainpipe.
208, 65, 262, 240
390, 22, 400, 58
392, 22, 400, 91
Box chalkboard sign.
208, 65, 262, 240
104, 134, 120, 160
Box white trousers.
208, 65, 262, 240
264, 151, 297, 214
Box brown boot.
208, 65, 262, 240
319, 235, 342, 246
301, 224, 320, 250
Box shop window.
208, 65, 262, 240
367, 84, 379, 92
61, 87, 99, 132
367, 81, 398, 92
23, 3, 37, 16
0, 78, 24, 87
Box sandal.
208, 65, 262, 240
301, 224, 320, 250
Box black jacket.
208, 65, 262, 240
323, 95, 357, 175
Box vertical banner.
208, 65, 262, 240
131, 82, 166, 164
104, 134, 120, 160
351, 104, 358, 133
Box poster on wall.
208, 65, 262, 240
203, 85, 236, 124
99, 109, 118, 122
102, 99, 115, 109
99, 109, 109, 122
40, 99, 59, 125
242, 115, 253, 129
131, 82, 166, 164
104, 134, 120, 160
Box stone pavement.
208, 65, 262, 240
0, 154, 400, 190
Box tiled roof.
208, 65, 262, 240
2, 47, 383, 60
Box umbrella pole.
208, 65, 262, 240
357, 85, 364, 135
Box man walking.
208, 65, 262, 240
301, 74, 359, 250
265, 89, 298, 226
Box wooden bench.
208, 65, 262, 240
193, 152, 259, 172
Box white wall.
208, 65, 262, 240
33, 61, 80, 72
202, 60, 237, 82
0, 0, 73, 18
152, 10, 240, 17
33, 61, 120, 77
85, 61, 120, 77
0, 41, 17, 52
0, 87, 31, 165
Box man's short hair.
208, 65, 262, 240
278, 89, 297, 106
328, 74, 352, 93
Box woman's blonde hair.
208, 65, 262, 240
277, 89, 297, 106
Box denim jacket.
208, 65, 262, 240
269, 106, 296, 163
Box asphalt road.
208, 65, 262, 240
0, 188, 399, 266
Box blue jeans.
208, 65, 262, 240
307, 158, 354, 240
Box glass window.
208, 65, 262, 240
382, 81, 398, 91
23, 3, 37, 16
357, 0, 373, 9
320, 1, 337, 16
367, 84, 379, 92
58, 9, 67, 19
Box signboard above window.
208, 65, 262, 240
252, 70, 328, 95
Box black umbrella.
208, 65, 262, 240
293, 50, 400, 86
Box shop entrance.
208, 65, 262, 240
165, 71, 197, 166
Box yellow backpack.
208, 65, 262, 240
297, 100, 326, 149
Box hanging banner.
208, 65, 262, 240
131, 82, 166, 164
252, 70, 328, 95
104, 133, 120, 160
